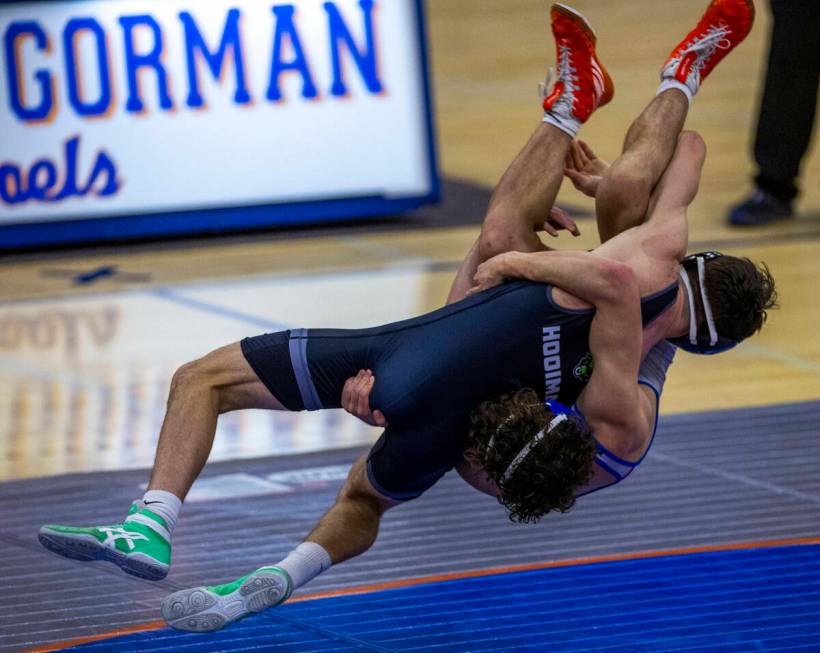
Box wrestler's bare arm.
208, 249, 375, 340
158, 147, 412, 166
587, 131, 706, 295
640, 131, 706, 261
486, 247, 657, 482
470, 249, 629, 303
575, 385, 658, 496
573, 267, 652, 461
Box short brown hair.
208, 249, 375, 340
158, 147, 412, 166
467, 388, 596, 523
702, 256, 778, 342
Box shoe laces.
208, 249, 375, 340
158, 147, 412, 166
678, 24, 732, 70
539, 44, 578, 109
557, 44, 578, 79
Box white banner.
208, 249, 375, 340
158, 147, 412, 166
0, 0, 436, 229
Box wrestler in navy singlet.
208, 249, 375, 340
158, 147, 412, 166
242, 279, 678, 500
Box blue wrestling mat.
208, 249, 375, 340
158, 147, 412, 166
6, 400, 819, 652
67, 542, 820, 652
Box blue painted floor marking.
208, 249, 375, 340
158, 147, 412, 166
40, 265, 152, 285
150, 287, 290, 332
72, 266, 119, 284
69, 543, 820, 652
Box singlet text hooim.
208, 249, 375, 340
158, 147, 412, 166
543, 326, 562, 401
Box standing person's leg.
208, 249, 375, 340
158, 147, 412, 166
730, 0, 820, 225
38, 338, 296, 580
753, 0, 819, 200
595, 0, 755, 240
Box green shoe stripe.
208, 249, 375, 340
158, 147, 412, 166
208, 573, 250, 596
207, 566, 291, 597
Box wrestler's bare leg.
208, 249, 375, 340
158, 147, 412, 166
444, 124, 572, 304
149, 342, 286, 500
595, 90, 689, 241
449, 93, 687, 303
151, 351, 396, 561
451, 5, 612, 302
305, 454, 398, 563
477, 123, 572, 260
37, 341, 292, 584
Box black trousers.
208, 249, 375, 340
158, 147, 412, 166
753, 0, 820, 201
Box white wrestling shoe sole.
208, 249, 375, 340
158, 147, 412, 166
161, 568, 292, 633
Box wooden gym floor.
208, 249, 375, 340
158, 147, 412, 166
1, 0, 819, 481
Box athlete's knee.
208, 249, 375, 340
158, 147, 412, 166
170, 359, 208, 395
479, 212, 516, 260
169, 349, 234, 413
677, 130, 706, 159
479, 207, 539, 261
337, 482, 382, 516
169, 357, 216, 405
596, 168, 653, 219
338, 457, 395, 517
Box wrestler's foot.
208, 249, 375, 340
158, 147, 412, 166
161, 566, 293, 632
38, 503, 171, 580
542, 3, 614, 138
660, 0, 755, 100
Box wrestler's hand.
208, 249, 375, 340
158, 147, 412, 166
341, 369, 388, 427
542, 206, 580, 237
467, 252, 513, 295
564, 139, 608, 198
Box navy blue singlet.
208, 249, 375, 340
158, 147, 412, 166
241, 279, 679, 500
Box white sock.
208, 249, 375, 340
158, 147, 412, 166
656, 79, 693, 105
126, 489, 182, 539
543, 112, 580, 138
275, 542, 332, 590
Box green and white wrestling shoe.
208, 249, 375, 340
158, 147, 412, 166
38, 503, 171, 580
161, 566, 293, 632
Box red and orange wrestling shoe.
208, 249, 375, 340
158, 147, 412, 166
542, 3, 614, 138
660, 0, 755, 100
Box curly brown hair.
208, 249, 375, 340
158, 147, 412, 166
467, 388, 597, 523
